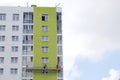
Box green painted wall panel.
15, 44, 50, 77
33, 7, 57, 80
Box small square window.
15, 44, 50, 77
42, 14, 48, 21
12, 25, 19, 31
10, 68, 18, 74
0, 46, 5, 52
11, 57, 18, 63
12, 46, 18, 52
0, 68, 4, 75
13, 14, 19, 21
42, 36, 48, 42
42, 47, 48, 52
42, 26, 48, 31
0, 25, 5, 31
42, 57, 48, 63
0, 36, 5, 41
0, 14, 6, 20
0, 57, 4, 63
12, 36, 19, 41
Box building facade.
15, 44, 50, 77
0, 5, 63, 80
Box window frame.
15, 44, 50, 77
10, 68, 18, 74
13, 14, 19, 21
0, 25, 5, 31
42, 47, 48, 52
12, 36, 19, 41
0, 57, 4, 63
42, 26, 48, 31
12, 25, 19, 31
0, 46, 5, 52
42, 14, 48, 21
42, 57, 48, 64
0, 68, 4, 75
0, 14, 6, 21
11, 57, 18, 63
12, 46, 18, 52
42, 36, 48, 42
0, 36, 5, 41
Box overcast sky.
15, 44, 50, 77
0, 0, 120, 80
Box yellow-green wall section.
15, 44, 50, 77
33, 7, 57, 80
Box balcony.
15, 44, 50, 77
22, 72, 33, 77
23, 20, 33, 23
23, 51, 33, 55
26, 65, 62, 72
23, 12, 33, 23
23, 40, 33, 44
22, 61, 33, 67
58, 70, 63, 77
23, 30, 33, 34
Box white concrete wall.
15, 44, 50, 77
0, 7, 33, 80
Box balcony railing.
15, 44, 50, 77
23, 51, 33, 55
23, 20, 33, 23
22, 72, 33, 77
23, 40, 33, 44
58, 71, 63, 77
23, 30, 33, 34
23, 61, 33, 67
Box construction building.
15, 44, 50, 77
0, 5, 63, 80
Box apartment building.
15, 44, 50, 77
0, 5, 63, 80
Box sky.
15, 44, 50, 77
0, 0, 120, 80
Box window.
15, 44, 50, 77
10, 68, 18, 74
42, 36, 48, 42
58, 70, 63, 77
57, 35, 62, 44
12, 46, 18, 52
57, 46, 62, 55
11, 57, 18, 63
12, 25, 19, 31
57, 12, 62, 34
0, 46, 4, 52
42, 57, 48, 63
42, 14, 48, 21
12, 36, 19, 41
0, 14, 6, 20
0, 25, 5, 31
23, 35, 33, 44
0, 36, 5, 41
42, 26, 48, 31
23, 46, 33, 52
0, 68, 3, 75
13, 14, 19, 21
57, 57, 63, 66
23, 12, 33, 23
42, 47, 48, 52
57, 24, 62, 34
0, 57, 4, 63
23, 25, 33, 33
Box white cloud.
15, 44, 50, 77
63, 0, 120, 79
63, 0, 120, 62
65, 65, 81, 80
101, 69, 120, 80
